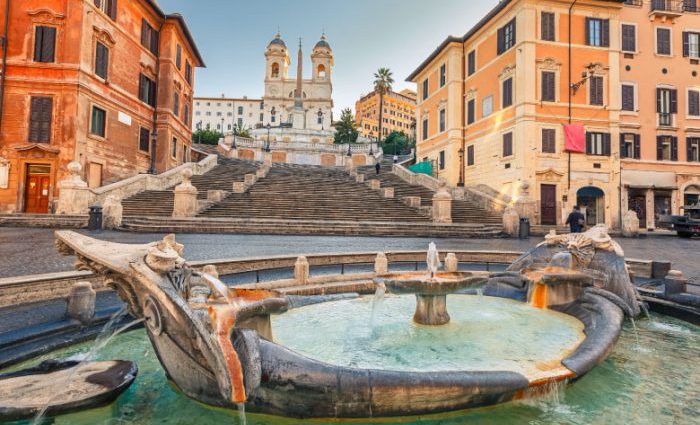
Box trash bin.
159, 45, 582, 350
88, 206, 103, 231
518, 217, 530, 239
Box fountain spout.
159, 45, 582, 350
427, 242, 441, 279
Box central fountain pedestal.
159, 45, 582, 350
375, 272, 489, 326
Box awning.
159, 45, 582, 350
622, 170, 676, 189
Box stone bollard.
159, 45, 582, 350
173, 169, 198, 217
244, 174, 257, 185
432, 181, 452, 224
256, 167, 268, 178
514, 182, 537, 224
502, 206, 520, 237
56, 161, 91, 215
622, 210, 640, 237
374, 253, 388, 275
664, 270, 688, 296
263, 153, 273, 166
102, 195, 123, 229
368, 179, 381, 190
207, 190, 226, 203
232, 181, 247, 193
356, 174, 365, 184
67, 281, 96, 324
381, 187, 394, 198
294, 256, 310, 285
445, 253, 458, 273
402, 196, 422, 208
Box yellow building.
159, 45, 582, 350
355, 89, 416, 140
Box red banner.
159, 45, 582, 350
564, 124, 585, 153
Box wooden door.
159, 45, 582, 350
88, 163, 103, 188
24, 165, 52, 213
540, 184, 557, 225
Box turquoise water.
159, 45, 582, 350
2, 297, 699, 424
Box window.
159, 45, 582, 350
657, 28, 671, 55
93, 0, 117, 20
684, 32, 700, 58
503, 132, 513, 157
439, 108, 446, 132
688, 138, 700, 162
171, 138, 178, 158
33, 26, 56, 63
422, 117, 428, 140
28, 97, 53, 143
439, 151, 445, 170
620, 133, 640, 159
467, 50, 476, 76
238, 106, 244, 115
586, 132, 611, 156
585, 18, 609, 47
271, 115, 276, 123
139, 127, 150, 152
622, 24, 636, 52
541, 12, 555, 42
237, 118, 243, 127
689, 89, 700, 117
184, 104, 189, 125
440, 64, 446, 87
467, 99, 475, 125
502, 77, 513, 108
90, 106, 106, 138
259, 113, 264, 121
541, 71, 556, 102
183, 144, 188, 163
589, 76, 604, 106
622, 84, 635, 112
497, 18, 516, 55
542, 128, 556, 153
686, 0, 699, 12
467, 145, 474, 166
185, 61, 192, 84
140, 19, 159, 55
422, 79, 429, 100
94, 42, 109, 80
657, 88, 678, 125
173, 92, 180, 116
657, 136, 678, 161
216, 112, 222, 117
138, 73, 157, 107
482, 96, 493, 117
176, 44, 182, 70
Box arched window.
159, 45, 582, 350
317, 64, 326, 79
271, 63, 279, 78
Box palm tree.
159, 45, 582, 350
373, 67, 394, 147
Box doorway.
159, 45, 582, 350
628, 189, 647, 226
88, 162, 103, 189
540, 184, 557, 225
24, 164, 52, 214
577, 186, 605, 226
684, 185, 700, 207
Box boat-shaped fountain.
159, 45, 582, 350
45, 226, 640, 419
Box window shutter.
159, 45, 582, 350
29, 97, 52, 143
622, 25, 636, 52
497, 27, 504, 55
33, 27, 43, 62
603, 133, 611, 156
150, 80, 157, 107
512, 19, 517, 46
35, 26, 56, 63
601, 20, 610, 47
109, 0, 117, 20
622, 85, 634, 111
151, 30, 159, 55
683, 32, 690, 57
671, 137, 678, 161
690, 91, 700, 116
657, 137, 664, 160
585, 18, 591, 46
670, 89, 678, 114
634, 134, 641, 159
656, 89, 662, 113
688, 138, 694, 162
141, 19, 148, 46
620, 133, 626, 157
586, 132, 592, 154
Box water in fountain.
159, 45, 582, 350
426, 242, 441, 279
30, 309, 145, 425
236, 402, 247, 425
200, 273, 234, 304
370, 282, 386, 329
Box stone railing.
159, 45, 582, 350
224, 134, 374, 154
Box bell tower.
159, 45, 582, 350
311, 34, 333, 83
265, 32, 290, 81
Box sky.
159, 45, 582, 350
157, 0, 496, 116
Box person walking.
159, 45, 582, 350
393, 154, 399, 164
565, 206, 585, 233
375, 161, 381, 175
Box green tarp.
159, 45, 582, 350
409, 161, 432, 176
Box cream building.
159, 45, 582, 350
193, 97, 263, 133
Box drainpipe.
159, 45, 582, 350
0, 0, 10, 142
149, 22, 164, 175
568, 0, 578, 193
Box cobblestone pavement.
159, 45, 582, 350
1, 228, 699, 282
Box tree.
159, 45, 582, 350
373, 67, 394, 145
233, 124, 252, 139
382, 131, 414, 156
333, 108, 359, 144
192, 129, 223, 145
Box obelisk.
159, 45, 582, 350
292, 38, 306, 129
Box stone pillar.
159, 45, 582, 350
621, 210, 640, 237
172, 169, 198, 217
432, 181, 452, 224
244, 174, 257, 185
256, 166, 269, 178
502, 206, 520, 237
207, 190, 226, 203
67, 281, 96, 324
294, 256, 310, 285
374, 253, 388, 275
381, 187, 394, 198
402, 196, 421, 208
645, 189, 655, 230
0, 157, 9, 189
664, 270, 688, 296
368, 179, 381, 190
232, 182, 246, 193
356, 174, 365, 184
514, 182, 537, 224
102, 195, 123, 229
445, 253, 458, 273
263, 152, 273, 166
56, 162, 91, 215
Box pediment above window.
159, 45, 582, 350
28, 9, 66, 25
93, 26, 116, 47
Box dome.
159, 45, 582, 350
314, 34, 331, 51
268, 32, 286, 49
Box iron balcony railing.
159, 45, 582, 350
651, 0, 685, 13
624, 0, 643, 6
659, 113, 674, 126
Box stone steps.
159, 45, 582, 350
0, 214, 88, 229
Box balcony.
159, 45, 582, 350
624, 0, 643, 6
650, 0, 684, 18
659, 113, 674, 127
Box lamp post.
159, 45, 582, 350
317, 108, 324, 130
346, 129, 352, 157
232, 126, 237, 150
266, 124, 271, 152
196, 121, 202, 144
369, 134, 374, 156
457, 147, 465, 187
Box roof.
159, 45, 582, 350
315, 39, 331, 50
142, 1, 206, 67
406, 0, 625, 82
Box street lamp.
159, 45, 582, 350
266, 123, 271, 152
369, 134, 374, 156
346, 129, 352, 157
457, 147, 465, 187
232, 126, 237, 150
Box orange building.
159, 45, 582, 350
409, 0, 700, 230
0, 0, 204, 213
355, 88, 416, 140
